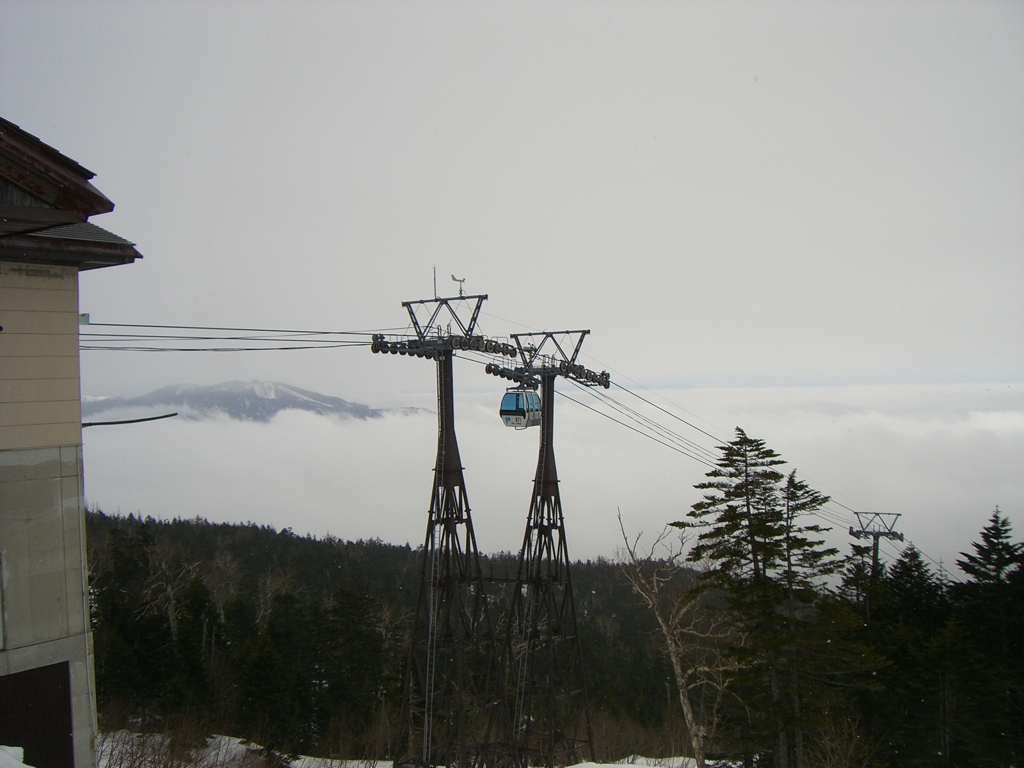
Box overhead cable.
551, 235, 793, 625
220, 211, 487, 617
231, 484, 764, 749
79, 342, 368, 352
609, 382, 727, 444
563, 378, 721, 464
553, 388, 719, 470
79, 320, 396, 352
85, 321, 400, 335
84, 317, 956, 579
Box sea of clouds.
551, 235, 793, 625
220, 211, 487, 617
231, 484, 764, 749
82, 382, 1023, 577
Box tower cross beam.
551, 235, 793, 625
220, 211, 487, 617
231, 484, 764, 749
510, 330, 589, 368
403, 294, 488, 341
849, 512, 904, 581
498, 331, 609, 389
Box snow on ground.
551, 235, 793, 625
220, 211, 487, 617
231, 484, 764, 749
98, 732, 699, 768
0, 747, 34, 768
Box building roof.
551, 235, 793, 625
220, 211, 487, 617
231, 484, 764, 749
0, 221, 141, 271
29, 222, 136, 246
0, 116, 141, 270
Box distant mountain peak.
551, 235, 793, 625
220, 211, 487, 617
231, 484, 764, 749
82, 380, 422, 423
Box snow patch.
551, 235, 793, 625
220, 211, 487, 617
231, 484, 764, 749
97, 734, 708, 768
253, 382, 277, 399
0, 746, 34, 768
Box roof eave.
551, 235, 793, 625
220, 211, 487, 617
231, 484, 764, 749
0, 118, 116, 217
0, 234, 142, 271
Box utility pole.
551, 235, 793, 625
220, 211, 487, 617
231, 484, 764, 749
485, 331, 608, 767
372, 294, 515, 768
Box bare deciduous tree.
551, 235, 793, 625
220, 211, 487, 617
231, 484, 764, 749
804, 713, 880, 768
140, 541, 200, 646
255, 568, 295, 627
205, 550, 242, 622
618, 514, 744, 768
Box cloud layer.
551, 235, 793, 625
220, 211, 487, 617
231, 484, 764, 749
83, 382, 1024, 577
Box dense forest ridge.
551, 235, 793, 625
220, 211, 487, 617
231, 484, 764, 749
82, 380, 427, 422
86, 509, 673, 760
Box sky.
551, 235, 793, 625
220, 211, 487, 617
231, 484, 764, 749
1, 1, 1022, 573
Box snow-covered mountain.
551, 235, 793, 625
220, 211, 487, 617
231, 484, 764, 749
82, 381, 420, 423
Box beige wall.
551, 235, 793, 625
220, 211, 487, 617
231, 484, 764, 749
0, 263, 82, 452
1, 260, 96, 768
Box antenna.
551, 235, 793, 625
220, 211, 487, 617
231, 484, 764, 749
451, 274, 466, 297
433, 266, 438, 299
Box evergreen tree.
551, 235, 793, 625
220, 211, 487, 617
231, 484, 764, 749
167, 577, 222, 715
89, 516, 181, 717
956, 508, 1022, 659
952, 509, 1024, 766
862, 546, 953, 767
683, 428, 787, 588
887, 547, 946, 625
780, 472, 842, 594
677, 429, 864, 768
317, 588, 386, 757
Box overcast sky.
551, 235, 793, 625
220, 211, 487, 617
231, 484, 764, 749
2, 1, 1022, 572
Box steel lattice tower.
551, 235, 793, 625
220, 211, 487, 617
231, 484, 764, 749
499, 332, 600, 768
374, 295, 515, 768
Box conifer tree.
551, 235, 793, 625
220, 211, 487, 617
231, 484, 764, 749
683, 427, 786, 587
956, 508, 1022, 659
864, 546, 952, 767
780, 472, 841, 593
952, 509, 1024, 766
677, 429, 862, 768
958, 508, 1022, 581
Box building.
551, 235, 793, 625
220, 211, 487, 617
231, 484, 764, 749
0, 117, 142, 768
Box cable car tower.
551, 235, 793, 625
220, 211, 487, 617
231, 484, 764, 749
372, 293, 517, 768
484, 331, 609, 767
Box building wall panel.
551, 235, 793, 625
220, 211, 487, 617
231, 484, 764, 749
1, 309, 77, 336
0, 474, 62, 523
0, 264, 81, 453
0, 379, 81, 405
0, 265, 77, 292
0, 286, 78, 313
0, 443, 94, 768
0, 333, 79, 359
0, 446, 62, 483
62, 447, 89, 645
30, 571, 69, 643
0, 357, 80, 383
1, 513, 64, 648
0, 401, 81, 428
0, 447, 85, 649
0, 425, 83, 453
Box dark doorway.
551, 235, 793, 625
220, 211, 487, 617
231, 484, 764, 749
0, 662, 75, 768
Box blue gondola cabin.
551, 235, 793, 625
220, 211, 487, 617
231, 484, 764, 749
500, 389, 541, 429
